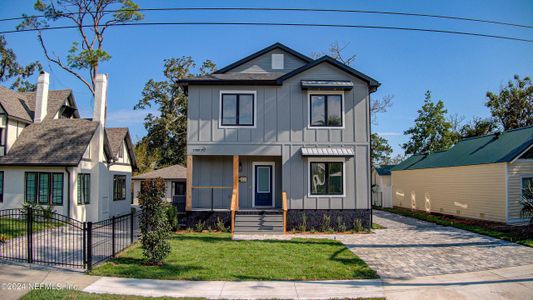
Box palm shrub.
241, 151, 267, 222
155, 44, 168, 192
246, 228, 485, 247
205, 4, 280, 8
298, 213, 307, 232
320, 214, 332, 232
521, 180, 533, 225
139, 178, 171, 265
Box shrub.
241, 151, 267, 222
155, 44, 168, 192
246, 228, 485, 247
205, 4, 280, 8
0, 234, 7, 244
138, 178, 171, 265
337, 216, 347, 232
165, 204, 179, 231
194, 220, 205, 232
320, 214, 332, 232
521, 181, 533, 225
353, 218, 364, 233
216, 217, 228, 232
298, 213, 307, 232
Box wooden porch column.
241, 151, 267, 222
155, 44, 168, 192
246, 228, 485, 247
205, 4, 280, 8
186, 155, 193, 211
233, 155, 239, 209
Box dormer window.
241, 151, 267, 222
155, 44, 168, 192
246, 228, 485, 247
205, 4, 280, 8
272, 54, 284, 69
220, 91, 256, 128
309, 93, 344, 128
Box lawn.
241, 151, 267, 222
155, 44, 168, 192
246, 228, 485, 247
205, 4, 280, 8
0, 217, 61, 240
380, 207, 533, 247
91, 233, 378, 280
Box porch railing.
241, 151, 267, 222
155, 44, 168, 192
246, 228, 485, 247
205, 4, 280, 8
282, 192, 288, 234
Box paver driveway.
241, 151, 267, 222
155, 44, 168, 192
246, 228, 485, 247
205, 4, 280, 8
339, 210, 533, 279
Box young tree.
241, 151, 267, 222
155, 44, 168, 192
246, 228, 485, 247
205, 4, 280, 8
402, 91, 455, 155
133, 138, 160, 174
134, 57, 215, 168
0, 35, 41, 91
486, 75, 533, 130
138, 178, 171, 265
371, 133, 393, 167
18, 0, 143, 94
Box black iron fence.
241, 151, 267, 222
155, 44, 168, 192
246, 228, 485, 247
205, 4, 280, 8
0, 208, 140, 270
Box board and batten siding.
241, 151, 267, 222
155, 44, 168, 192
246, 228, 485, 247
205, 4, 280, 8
392, 163, 507, 223
507, 160, 533, 223
229, 48, 307, 74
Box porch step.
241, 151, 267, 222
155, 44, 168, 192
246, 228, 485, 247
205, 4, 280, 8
234, 213, 284, 233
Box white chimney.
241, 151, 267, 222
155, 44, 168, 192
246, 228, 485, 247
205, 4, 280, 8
34, 71, 49, 123
93, 74, 108, 126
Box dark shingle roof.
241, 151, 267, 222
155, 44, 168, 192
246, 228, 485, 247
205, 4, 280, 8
0, 119, 98, 166
0, 86, 33, 122
375, 165, 396, 176
105, 127, 138, 171
393, 126, 533, 171
133, 164, 187, 180
24, 89, 77, 120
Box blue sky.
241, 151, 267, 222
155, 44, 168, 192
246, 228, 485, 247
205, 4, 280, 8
1, 0, 532, 155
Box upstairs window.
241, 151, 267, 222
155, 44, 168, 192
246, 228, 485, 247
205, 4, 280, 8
220, 93, 255, 127
309, 94, 343, 127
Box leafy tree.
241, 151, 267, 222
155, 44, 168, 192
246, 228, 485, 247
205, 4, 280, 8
486, 75, 533, 130
138, 178, 171, 264
0, 35, 41, 91
134, 57, 216, 168
460, 117, 499, 138
371, 133, 393, 167
133, 138, 160, 174
402, 91, 455, 155
18, 0, 143, 94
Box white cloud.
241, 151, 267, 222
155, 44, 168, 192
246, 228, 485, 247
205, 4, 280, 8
106, 109, 158, 126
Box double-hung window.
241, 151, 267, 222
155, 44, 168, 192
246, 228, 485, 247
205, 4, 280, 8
77, 174, 91, 205
0, 171, 3, 203
523, 177, 533, 202
24, 172, 64, 205
309, 161, 344, 196
220, 92, 255, 127
113, 175, 127, 201
309, 94, 343, 127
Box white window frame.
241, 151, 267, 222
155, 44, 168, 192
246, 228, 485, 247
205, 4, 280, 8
307, 90, 345, 129
307, 157, 346, 198
219, 90, 257, 129
252, 161, 275, 208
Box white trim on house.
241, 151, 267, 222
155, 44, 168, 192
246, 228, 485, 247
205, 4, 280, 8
307, 90, 345, 129
218, 90, 257, 129
511, 143, 533, 163
307, 157, 346, 198
251, 161, 275, 208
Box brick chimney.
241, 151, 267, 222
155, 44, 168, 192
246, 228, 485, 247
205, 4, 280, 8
34, 71, 49, 123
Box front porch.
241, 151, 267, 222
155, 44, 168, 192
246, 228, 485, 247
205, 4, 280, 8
185, 155, 287, 234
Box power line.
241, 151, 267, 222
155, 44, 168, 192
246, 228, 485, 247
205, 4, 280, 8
0, 7, 531, 29
1, 21, 532, 43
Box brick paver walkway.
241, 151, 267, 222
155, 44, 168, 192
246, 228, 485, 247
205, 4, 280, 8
235, 210, 533, 279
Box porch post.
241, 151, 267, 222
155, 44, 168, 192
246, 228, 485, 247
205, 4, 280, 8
186, 155, 193, 211
232, 155, 239, 209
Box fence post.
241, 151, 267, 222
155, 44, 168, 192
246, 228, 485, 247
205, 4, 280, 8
86, 222, 93, 271
130, 213, 134, 244
82, 222, 87, 269
111, 216, 116, 258
26, 207, 33, 264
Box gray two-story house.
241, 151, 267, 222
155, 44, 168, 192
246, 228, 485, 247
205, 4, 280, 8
178, 43, 380, 233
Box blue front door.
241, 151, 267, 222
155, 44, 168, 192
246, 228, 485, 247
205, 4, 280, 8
255, 165, 273, 207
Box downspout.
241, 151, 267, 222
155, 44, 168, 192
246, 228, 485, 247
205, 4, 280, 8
66, 167, 71, 218
368, 90, 373, 229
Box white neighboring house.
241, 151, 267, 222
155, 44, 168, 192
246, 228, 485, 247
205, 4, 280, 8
132, 164, 187, 210
371, 165, 395, 208
0, 72, 137, 222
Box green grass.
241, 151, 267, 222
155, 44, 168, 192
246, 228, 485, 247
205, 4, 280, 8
21, 289, 205, 300
372, 223, 386, 229
0, 217, 61, 240
91, 233, 378, 280
380, 207, 533, 247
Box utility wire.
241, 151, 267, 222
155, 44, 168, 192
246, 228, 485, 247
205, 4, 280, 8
0, 21, 532, 43
0, 7, 531, 29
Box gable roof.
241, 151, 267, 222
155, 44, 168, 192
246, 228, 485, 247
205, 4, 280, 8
0, 86, 33, 122
375, 165, 396, 176
133, 164, 187, 180
105, 127, 138, 171
214, 42, 312, 74
393, 126, 533, 171
0, 119, 100, 166
24, 89, 79, 120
